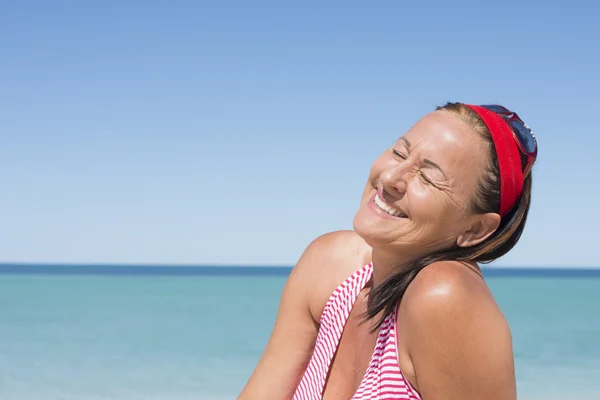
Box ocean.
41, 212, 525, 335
0, 265, 598, 399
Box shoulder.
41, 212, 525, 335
295, 230, 371, 277
402, 260, 509, 337
237, 230, 369, 399
292, 230, 371, 320
399, 261, 515, 398
298, 229, 370, 268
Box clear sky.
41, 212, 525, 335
1, 1, 598, 267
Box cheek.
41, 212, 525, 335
361, 156, 391, 205
407, 183, 449, 220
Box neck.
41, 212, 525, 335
370, 247, 415, 288
369, 246, 484, 288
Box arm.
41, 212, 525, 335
403, 262, 516, 400
238, 231, 365, 399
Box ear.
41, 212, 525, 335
456, 213, 501, 248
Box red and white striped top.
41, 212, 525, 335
293, 263, 421, 400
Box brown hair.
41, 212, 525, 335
364, 102, 534, 329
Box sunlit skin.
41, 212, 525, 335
354, 110, 500, 286
239, 109, 515, 400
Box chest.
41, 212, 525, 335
321, 295, 381, 400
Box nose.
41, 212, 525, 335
379, 162, 409, 195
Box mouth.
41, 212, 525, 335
373, 191, 408, 218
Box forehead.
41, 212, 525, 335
404, 110, 488, 188
402, 110, 488, 178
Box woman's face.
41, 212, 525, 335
354, 109, 497, 256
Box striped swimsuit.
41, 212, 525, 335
293, 263, 421, 400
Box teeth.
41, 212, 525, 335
374, 194, 406, 217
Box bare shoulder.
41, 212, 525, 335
294, 230, 371, 320
303, 230, 371, 275
403, 261, 507, 327
400, 261, 515, 399
237, 230, 371, 399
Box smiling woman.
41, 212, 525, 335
238, 102, 537, 400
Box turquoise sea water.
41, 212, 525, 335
0, 267, 599, 399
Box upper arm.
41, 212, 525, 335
403, 263, 516, 400
238, 230, 367, 400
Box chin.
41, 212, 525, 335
353, 207, 399, 249
353, 209, 373, 240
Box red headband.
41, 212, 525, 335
465, 105, 524, 217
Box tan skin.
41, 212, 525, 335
238, 110, 516, 400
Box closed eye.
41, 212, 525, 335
391, 149, 407, 160
393, 149, 434, 185
419, 171, 434, 185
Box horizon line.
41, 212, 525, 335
0, 262, 599, 278
1, 261, 599, 269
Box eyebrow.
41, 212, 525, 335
398, 138, 446, 179
423, 159, 447, 178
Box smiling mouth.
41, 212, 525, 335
374, 193, 407, 218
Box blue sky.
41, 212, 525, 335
1, 1, 598, 267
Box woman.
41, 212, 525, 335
239, 102, 537, 400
